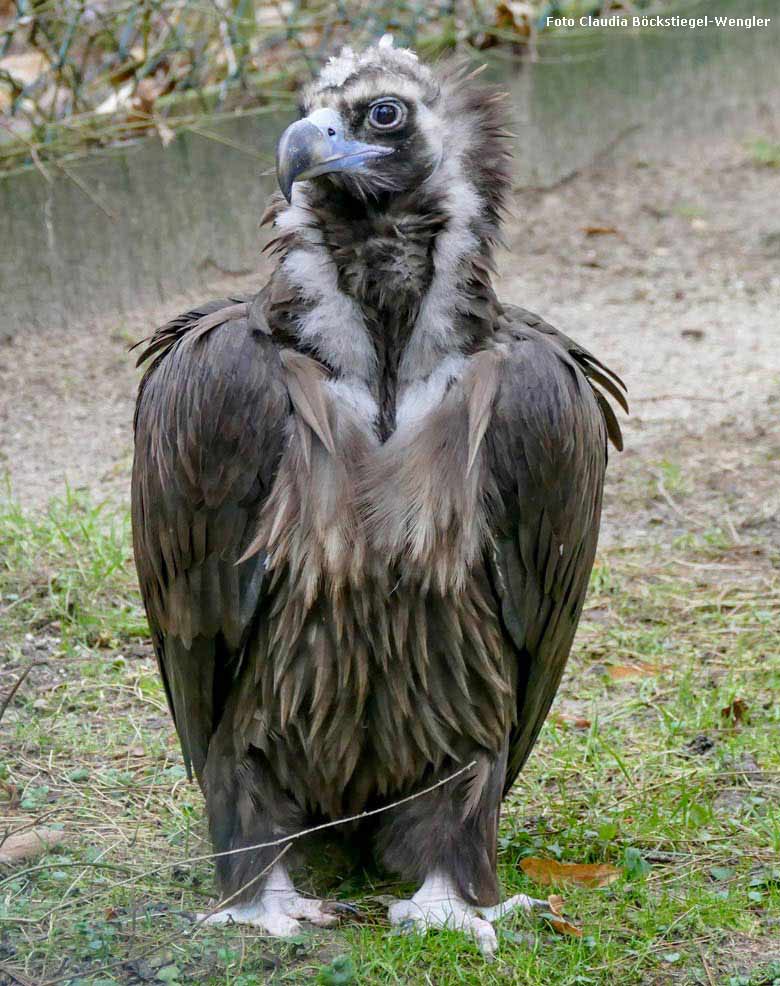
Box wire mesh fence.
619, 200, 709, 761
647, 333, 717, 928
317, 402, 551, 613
0, 0, 665, 174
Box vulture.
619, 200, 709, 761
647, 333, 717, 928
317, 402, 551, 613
131, 36, 626, 957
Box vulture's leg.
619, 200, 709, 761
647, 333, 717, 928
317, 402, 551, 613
378, 755, 547, 956
387, 871, 545, 958
199, 861, 340, 935
198, 725, 340, 936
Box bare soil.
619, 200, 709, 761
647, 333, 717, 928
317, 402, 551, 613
1, 136, 779, 549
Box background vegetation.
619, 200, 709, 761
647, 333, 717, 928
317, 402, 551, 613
0, 0, 676, 173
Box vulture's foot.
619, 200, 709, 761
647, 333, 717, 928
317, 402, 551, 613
199, 862, 341, 938
388, 871, 546, 958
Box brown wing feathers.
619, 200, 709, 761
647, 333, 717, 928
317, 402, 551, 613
487, 308, 618, 794
131, 300, 288, 780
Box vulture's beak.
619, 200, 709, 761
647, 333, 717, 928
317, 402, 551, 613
276, 108, 394, 202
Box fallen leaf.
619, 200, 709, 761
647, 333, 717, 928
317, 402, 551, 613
721, 698, 749, 725
0, 51, 49, 87
472, 0, 533, 49
546, 914, 583, 937
547, 894, 565, 915
495, 1, 533, 39
583, 225, 618, 236
552, 713, 591, 730
132, 76, 166, 115
709, 865, 735, 882
606, 661, 670, 680
520, 857, 621, 888
95, 81, 133, 116
0, 827, 69, 864
542, 894, 582, 937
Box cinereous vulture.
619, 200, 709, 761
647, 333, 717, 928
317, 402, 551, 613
131, 36, 626, 956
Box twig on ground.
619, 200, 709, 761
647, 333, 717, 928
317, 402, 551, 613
190, 843, 292, 938
698, 943, 717, 986
0, 962, 40, 986
0, 663, 45, 725
633, 394, 729, 403
37, 845, 292, 986
35, 765, 476, 986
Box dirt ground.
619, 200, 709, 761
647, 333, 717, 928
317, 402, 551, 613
1, 135, 779, 546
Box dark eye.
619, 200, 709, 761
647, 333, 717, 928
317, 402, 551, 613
368, 99, 405, 130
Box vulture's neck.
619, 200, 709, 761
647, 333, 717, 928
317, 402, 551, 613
264, 174, 502, 439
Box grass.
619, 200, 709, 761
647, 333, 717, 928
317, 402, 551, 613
0, 489, 779, 985
745, 139, 780, 169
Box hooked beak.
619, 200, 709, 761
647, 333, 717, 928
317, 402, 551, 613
276, 108, 394, 202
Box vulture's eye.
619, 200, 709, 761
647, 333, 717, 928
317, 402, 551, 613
368, 99, 406, 130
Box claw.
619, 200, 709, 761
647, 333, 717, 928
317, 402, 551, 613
322, 900, 361, 918
198, 862, 343, 937
386, 873, 556, 958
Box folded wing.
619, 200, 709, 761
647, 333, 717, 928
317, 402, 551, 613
131, 297, 288, 781
485, 306, 627, 794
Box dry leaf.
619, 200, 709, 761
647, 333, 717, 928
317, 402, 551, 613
547, 894, 565, 915
520, 857, 621, 888
472, 0, 533, 49
0, 51, 49, 87
95, 81, 133, 116
546, 914, 583, 937
542, 894, 582, 937
583, 225, 618, 236
607, 661, 670, 680
0, 827, 68, 864
132, 77, 165, 115
495, 1, 533, 39
552, 713, 591, 730
721, 698, 749, 725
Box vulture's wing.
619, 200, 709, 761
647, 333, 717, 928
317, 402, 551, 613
486, 306, 627, 795
131, 295, 288, 781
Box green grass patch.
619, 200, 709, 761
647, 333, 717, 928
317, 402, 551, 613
0, 490, 778, 984
746, 138, 780, 168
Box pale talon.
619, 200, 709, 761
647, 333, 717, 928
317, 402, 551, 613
479, 892, 548, 922
386, 871, 530, 958
198, 862, 341, 937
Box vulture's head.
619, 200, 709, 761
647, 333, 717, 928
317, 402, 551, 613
275, 36, 511, 225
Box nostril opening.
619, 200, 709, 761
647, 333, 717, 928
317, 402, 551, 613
327, 127, 336, 137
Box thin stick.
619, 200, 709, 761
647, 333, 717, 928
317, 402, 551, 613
54, 160, 118, 221
101, 760, 478, 897
0, 962, 39, 986
0, 761, 478, 930
189, 843, 292, 939
698, 944, 716, 986
0, 663, 44, 725
39, 848, 291, 986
